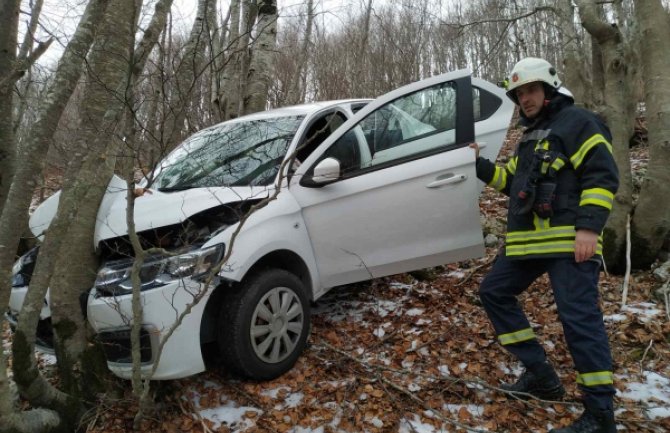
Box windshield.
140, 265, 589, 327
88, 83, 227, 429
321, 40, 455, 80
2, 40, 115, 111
153, 115, 305, 190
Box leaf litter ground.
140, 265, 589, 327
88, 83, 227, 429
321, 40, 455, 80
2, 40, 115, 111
4, 132, 669, 433
72, 256, 668, 433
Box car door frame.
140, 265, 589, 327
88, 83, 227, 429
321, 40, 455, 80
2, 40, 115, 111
293, 69, 476, 183
287, 69, 486, 294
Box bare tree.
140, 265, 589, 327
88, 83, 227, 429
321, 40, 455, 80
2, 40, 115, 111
0, 0, 51, 215
559, 0, 590, 106
0, 0, 113, 428
165, 0, 216, 148
0, 0, 20, 215
217, 0, 241, 119
285, 0, 315, 105
244, 0, 278, 114
631, 0, 670, 268
576, 0, 635, 271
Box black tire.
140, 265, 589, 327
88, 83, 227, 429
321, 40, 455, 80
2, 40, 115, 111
217, 268, 311, 380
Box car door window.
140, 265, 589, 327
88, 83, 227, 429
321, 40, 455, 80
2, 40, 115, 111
295, 112, 347, 162
316, 81, 458, 176
473, 86, 503, 122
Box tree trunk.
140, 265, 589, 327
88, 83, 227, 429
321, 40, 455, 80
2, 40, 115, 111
17, 0, 45, 62
48, 0, 138, 395
219, 0, 241, 119
0, 0, 111, 430
0, 0, 110, 347
354, 0, 373, 98
237, 0, 257, 115
165, 0, 215, 148
244, 0, 278, 114
576, 0, 635, 273
46, 0, 174, 403
0, 0, 20, 215
631, 0, 670, 268
286, 0, 314, 105
559, 0, 589, 106
129, 0, 175, 172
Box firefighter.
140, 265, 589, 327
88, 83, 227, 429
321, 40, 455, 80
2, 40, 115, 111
471, 57, 619, 433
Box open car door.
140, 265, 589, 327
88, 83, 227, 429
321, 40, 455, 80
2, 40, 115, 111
291, 69, 513, 289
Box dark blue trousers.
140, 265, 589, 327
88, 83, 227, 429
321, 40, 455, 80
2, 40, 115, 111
479, 255, 615, 410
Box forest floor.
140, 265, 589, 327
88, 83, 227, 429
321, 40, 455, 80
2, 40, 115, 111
4, 127, 669, 433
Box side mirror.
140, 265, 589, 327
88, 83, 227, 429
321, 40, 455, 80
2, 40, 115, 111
302, 157, 341, 187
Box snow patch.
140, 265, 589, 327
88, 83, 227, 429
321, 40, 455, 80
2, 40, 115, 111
374, 300, 400, 317
619, 371, 670, 420
406, 308, 424, 316
390, 281, 416, 290
408, 383, 421, 392
198, 402, 262, 431
438, 365, 450, 376
38, 352, 58, 366
446, 271, 466, 279
399, 415, 435, 433
443, 403, 485, 416
290, 426, 323, 433
284, 392, 304, 408
604, 313, 627, 322
621, 303, 662, 322
368, 416, 384, 428
260, 386, 291, 399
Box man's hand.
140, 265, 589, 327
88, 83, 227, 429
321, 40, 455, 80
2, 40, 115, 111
469, 142, 480, 159
575, 229, 598, 262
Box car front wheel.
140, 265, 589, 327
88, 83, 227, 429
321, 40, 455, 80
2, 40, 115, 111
217, 268, 310, 380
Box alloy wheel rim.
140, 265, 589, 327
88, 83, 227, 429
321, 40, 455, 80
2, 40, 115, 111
250, 287, 304, 364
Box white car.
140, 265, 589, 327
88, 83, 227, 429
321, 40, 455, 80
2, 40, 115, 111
8, 69, 513, 380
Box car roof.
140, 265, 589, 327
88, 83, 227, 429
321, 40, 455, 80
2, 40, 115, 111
221, 99, 372, 123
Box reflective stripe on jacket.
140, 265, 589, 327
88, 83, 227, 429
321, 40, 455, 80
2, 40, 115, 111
475, 94, 619, 259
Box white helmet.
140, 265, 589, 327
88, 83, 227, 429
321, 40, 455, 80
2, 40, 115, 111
506, 57, 562, 104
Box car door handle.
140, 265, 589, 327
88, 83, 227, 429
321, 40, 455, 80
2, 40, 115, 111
426, 173, 467, 188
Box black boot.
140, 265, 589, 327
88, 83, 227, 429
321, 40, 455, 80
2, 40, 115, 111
501, 362, 565, 400
549, 406, 616, 433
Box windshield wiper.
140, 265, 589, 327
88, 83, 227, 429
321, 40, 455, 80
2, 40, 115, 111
157, 185, 199, 192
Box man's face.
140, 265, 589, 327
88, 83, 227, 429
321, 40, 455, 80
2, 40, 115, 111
515, 81, 545, 119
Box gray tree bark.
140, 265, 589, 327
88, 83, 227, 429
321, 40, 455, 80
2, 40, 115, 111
0, 0, 110, 430
0, 0, 20, 215
286, 0, 314, 105
576, 0, 635, 272
45, 0, 174, 403
237, 0, 258, 115
244, 0, 278, 114
219, 0, 241, 119
631, 0, 670, 268
559, 0, 590, 107
45, 0, 139, 397
165, 0, 215, 147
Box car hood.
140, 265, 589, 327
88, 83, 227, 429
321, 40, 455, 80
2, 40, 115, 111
29, 175, 270, 246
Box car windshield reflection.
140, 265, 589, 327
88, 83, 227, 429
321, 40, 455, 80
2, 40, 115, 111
154, 115, 305, 190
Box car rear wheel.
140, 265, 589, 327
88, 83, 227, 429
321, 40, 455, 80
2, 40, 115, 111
217, 268, 310, 380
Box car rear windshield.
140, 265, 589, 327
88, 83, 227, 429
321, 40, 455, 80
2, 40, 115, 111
153, 115, 305, 190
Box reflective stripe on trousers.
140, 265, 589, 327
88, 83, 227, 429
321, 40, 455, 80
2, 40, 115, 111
478, 256, 615, 410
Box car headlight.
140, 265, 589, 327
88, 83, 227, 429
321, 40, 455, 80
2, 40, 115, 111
94, 244, 224, 296
11, 246, 39, 287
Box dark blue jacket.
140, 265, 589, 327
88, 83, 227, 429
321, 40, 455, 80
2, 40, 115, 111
476, 94, 620, 259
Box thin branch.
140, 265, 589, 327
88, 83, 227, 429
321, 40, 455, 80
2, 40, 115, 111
622, 213, 631, 307
456, 255, 496, 287
0, 39, 53, 89
439, 6, 558, 29
18, 0, 45, 61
